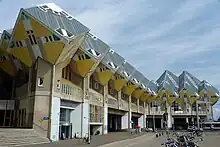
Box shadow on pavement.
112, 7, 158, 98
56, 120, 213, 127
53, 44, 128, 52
21, 132, 149, 147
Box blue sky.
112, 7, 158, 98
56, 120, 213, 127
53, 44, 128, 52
1, 0, 220, 119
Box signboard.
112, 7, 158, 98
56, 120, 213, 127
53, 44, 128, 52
43, 116, 49, 120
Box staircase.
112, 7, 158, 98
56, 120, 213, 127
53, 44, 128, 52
0, 129, 50, 147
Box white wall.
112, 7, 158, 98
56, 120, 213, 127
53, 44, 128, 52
138, 115, 144, 128
103, 106, 108, 134
50, 97, 60, 141
72, 102, 89, 138
121, 112, 131, 129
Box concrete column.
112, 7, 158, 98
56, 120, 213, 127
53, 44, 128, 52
186, 117, 189, 129
103, 85, 108, 134
128, 95, 132, 129
161, 118, 164, 129
167, 105, 172, 129
81, 76, 90, 138
143, 102, 146, 128
118, 90, 121, 109
137, 98, 140, 112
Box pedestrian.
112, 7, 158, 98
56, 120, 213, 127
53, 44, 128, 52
136, 125, 140, 134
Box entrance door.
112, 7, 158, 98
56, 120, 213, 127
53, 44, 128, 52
59, 124, 72, 139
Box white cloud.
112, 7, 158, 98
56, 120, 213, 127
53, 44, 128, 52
1, 0, 220, 93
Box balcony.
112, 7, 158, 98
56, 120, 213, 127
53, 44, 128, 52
150, 107, 164, 115
108, 95, 118, 109
192, 111, 208, 116
119, 99, 129, 111
138, 105, 145, 114
171, 110, 191, 116
61, 79, 83, 102
131, 103, 138, 112
89, 89, 103, 106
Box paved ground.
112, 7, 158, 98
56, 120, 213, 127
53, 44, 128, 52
21, 132, 152, 147
98, 131, 220, 147
20, 131, 220, 147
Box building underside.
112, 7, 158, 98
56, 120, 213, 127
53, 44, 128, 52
0, 3, 219, 141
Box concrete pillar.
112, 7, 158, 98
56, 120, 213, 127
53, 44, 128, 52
186, 117, 189, 129
167, 105, 172, 129
82, 76, 90, 138
161, 118, 164, 129
103, 85, 108, 134
137, 98, 140, 112
143, 102, 146, 128
118, 90, 121, 109
128, 95, 132, 129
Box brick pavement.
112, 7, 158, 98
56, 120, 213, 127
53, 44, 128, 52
21, 132, 152, 147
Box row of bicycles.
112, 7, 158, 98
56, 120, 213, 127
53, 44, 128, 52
159, 128, 204, 147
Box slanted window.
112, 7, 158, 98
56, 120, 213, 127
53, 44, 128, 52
27, 30, 37, 45
42, 5, 49, 9
37, 77, 44, 87
141, 84, 146, 88
122, 71, 129, 77
109, 49, 114, 54
53, 34, 60, 41
88, 49, 100, 57
67, 16, 73, 20
56, 28, 74, 38
0, 56, 6, 62
53, 10, 60, 15
100, 67, 105, 72
94, 82, 99, 90
108, 62, 117, 69
15, 41, 23, 48
133, 78, 139, 84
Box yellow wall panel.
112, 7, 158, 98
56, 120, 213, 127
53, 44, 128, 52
188, 97, 197, 104
146, 96, 156, 103
43, 42, 64, 64
113, 79, 127, 91
30, 17, 52, 37
175, 98, 184, 104
1, 40, 8, 49
167, 97, 176, 104
9, 47, 32, 67
140, 93, 148, 101
0, 61, 16, 76
97, 71, 113, 85
155, 97, 163, 104
132, 89, 144, 98
76, 59, 94, 77
124, 85, 136, 95
13, 19, 27, 41
211, 98, 218, 105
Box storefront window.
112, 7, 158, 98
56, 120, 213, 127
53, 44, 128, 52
60, 108, 71, 122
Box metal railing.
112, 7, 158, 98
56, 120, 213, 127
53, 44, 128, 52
61, 79, 83, 102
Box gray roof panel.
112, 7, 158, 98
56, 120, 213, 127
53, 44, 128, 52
81, 35, 110, 59
198, 80, 219, 95
179, 71, 200, 94
156, 70, 179, 93
24, 3, 90, 40
117, 61, 136, 80
102, 50, 125, 72
132, 70, 150, 88
148, 81, 158, 92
